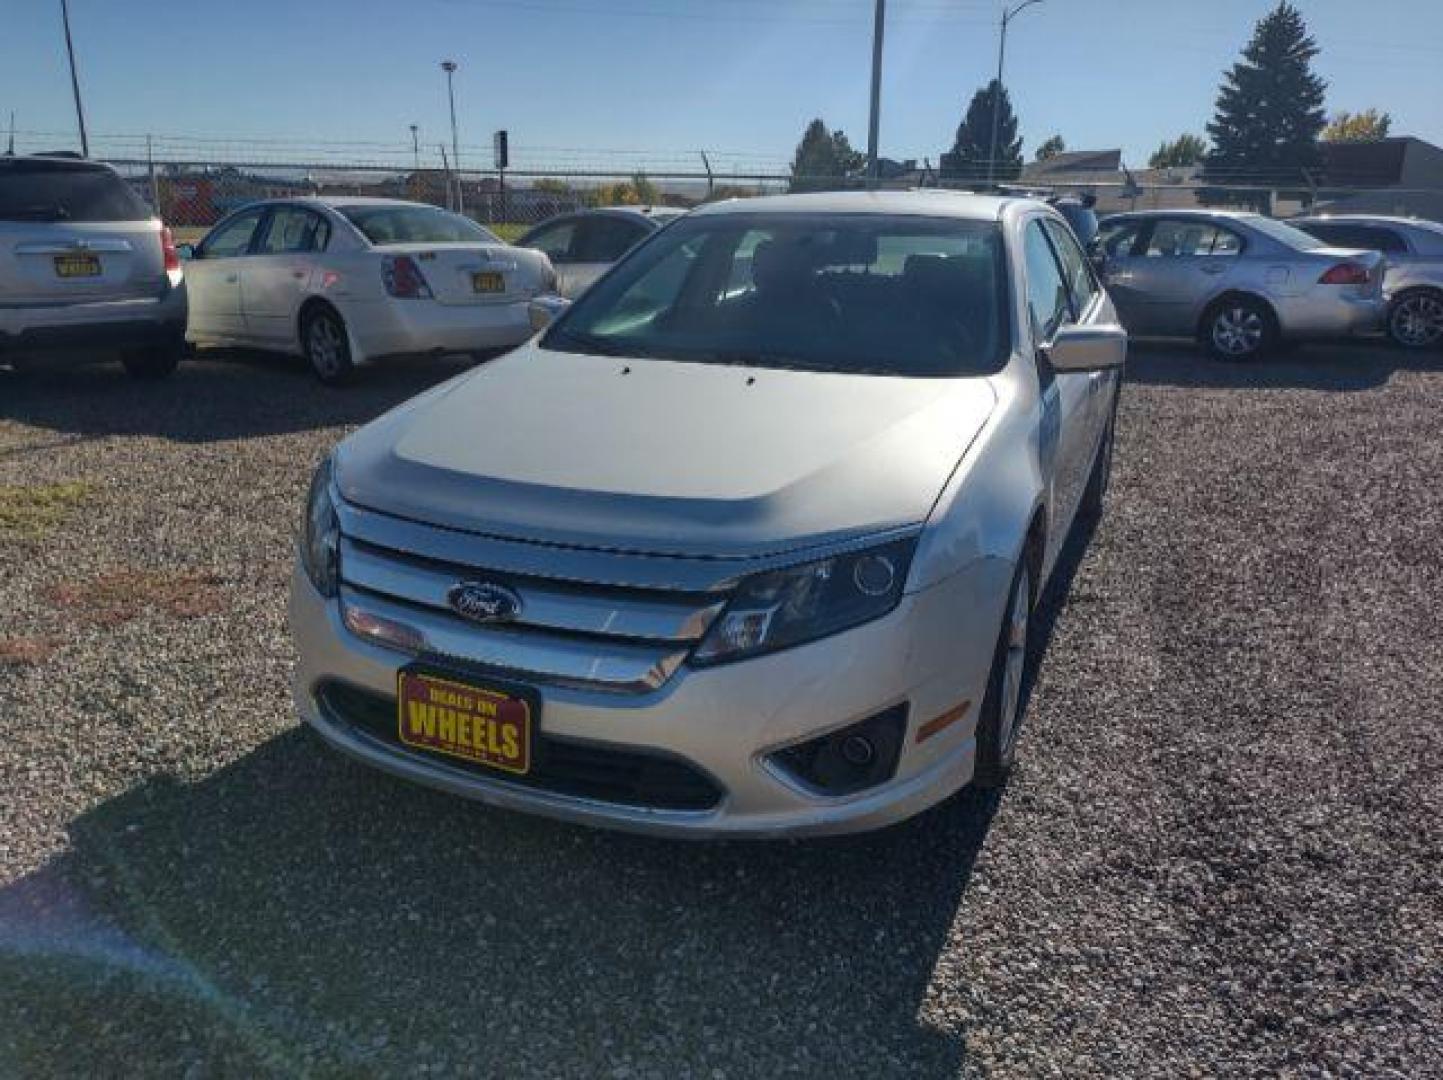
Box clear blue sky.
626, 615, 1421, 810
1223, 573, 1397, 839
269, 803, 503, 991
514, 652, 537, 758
5, 0, 1441, 173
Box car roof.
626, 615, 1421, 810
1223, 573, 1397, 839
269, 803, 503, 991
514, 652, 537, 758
583, 205, 684, 220
1293, 213, 1443, 233
690, 189, 1018, 221
0, 154, 117, 173
1103, 208, 1259, 221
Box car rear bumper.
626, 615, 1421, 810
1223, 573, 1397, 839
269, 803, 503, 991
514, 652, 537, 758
288, 554, 1010, 838
1278, 293, 1385, 338
0, 289, 187, 355
339, 296, 537, 365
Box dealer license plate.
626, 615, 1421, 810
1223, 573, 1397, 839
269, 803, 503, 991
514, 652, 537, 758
396, 668, 533, 775
55, 254, 101, 278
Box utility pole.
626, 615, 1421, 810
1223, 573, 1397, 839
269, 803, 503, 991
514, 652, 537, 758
866, 0, 885, 186
409, 124, 420, 172
441, 60, 462, 213
59, 0, 89, 157
6, 111, 14, 156
986, 0, 1044, 187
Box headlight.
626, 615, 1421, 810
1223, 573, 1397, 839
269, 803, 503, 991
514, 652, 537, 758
300, 456, 340, 597
691, 537, 916, 666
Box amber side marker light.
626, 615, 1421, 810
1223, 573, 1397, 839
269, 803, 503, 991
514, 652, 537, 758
916, 699, 971, 743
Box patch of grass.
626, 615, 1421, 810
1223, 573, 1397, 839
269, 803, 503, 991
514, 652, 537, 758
0, 482, 92, 539
46, 569, 226, 626
0, 636, 62, 667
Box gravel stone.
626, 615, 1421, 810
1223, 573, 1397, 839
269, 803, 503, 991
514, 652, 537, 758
1, 344, 1440, 1077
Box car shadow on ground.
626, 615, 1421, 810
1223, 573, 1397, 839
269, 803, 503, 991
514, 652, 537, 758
0, 349, 478, 445
1125, 339, 1437, 392
0, 516, 1104, 1076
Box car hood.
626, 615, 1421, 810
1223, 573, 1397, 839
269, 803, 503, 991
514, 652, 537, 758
336, 343, 997, 559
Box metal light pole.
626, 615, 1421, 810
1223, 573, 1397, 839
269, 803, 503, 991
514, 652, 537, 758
866, 0, 886, 186
409, 124, 420, 172
986, 0, 1043, 187
441, 60, 462, 212
59, 0, 89, 157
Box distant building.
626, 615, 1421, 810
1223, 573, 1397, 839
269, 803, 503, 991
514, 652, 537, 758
1308, 137, 1443, 222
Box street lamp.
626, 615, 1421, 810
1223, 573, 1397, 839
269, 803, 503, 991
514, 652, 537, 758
59, 0, 89, 157
440, 60, 462, 212
409, 124, 420, 172
986, 0, 1044, 187
866, 0, 886, 186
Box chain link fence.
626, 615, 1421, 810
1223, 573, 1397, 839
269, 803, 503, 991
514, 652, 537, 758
11, 130, 1438, 239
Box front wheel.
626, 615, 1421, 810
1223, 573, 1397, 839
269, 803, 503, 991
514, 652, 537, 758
301, 306, 354, 385
972, 559, 1034, 789
1201, 298, 1275, 362
1387, 289, 1443, 350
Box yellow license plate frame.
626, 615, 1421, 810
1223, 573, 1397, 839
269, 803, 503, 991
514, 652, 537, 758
396, 668, 534, 776
472, 271, 505, 293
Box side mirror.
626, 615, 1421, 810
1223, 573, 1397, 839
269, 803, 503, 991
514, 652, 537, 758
528, 294, 571, 333
1044, 323, 1127, 373
176, 243, 197, 261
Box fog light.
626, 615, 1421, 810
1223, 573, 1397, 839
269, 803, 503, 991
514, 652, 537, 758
769, 705, 907, 796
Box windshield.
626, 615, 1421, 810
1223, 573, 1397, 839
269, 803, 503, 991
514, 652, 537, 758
340, 204, 501, 245
543, 212, 1009, 377
0, 161, 152, 223
1246, 215, 1325, 250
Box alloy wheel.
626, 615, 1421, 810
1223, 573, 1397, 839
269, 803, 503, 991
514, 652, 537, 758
1390, 293, 1443, 348
1212, 306, 1265, 357
307, 316, 345, 378
997, 566, 1031, 757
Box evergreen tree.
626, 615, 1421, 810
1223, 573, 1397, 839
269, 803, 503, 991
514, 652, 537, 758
1148, 134, 1207, 169
939, 81, 1023, 184
1035, 134, 1066, 162
789, 119, 864, 192
1202, 2, 1327, 209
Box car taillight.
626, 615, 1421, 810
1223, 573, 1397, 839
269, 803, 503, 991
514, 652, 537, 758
382, 255, 432, 298
160, 226, 181, 273
1318, 262, 1369, 286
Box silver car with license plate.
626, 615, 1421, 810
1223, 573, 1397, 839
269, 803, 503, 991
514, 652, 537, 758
183, 197, 556, 384
0, 155, 186, 378
290, 191, 1125, 838
1095, 209, 1385, 360
1291, 215, 1443, 350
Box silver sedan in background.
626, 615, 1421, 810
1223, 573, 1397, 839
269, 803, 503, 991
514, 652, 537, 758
1291, 215, 1443, 350
1094, 210, 1385, 360
515, 206, 684, 298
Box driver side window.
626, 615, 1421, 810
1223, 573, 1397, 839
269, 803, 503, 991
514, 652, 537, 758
524, 220, 578, 264
202, 208, 265, 259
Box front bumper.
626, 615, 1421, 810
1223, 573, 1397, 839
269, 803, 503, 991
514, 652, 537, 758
339, 295, 537, 365
289, 556, 1011, 838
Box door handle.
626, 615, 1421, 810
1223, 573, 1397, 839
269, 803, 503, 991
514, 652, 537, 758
224, 273, 238, 284
1200, 263, 1227, 275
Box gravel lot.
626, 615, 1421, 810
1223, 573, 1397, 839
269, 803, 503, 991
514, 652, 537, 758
2, 343, 1440, 1077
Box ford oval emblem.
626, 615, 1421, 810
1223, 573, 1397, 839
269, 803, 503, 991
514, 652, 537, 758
447, 581, 523, 624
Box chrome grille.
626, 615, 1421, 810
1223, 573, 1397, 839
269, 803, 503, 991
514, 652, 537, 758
335, 510, 730, 694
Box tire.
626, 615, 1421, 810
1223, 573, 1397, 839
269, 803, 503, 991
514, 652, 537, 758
1079, 385, 1118, 522
1386, 289, 1443, 351
1200, 297, 1276, 362
121, 336, 184, 380
972, 557, 1035, 789
301, 305, 354, 385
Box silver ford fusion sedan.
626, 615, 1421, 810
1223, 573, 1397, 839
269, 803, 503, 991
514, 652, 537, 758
289, 191, 1126, 838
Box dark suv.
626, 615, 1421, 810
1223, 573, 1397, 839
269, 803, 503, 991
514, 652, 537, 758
0, 155, 187, 377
